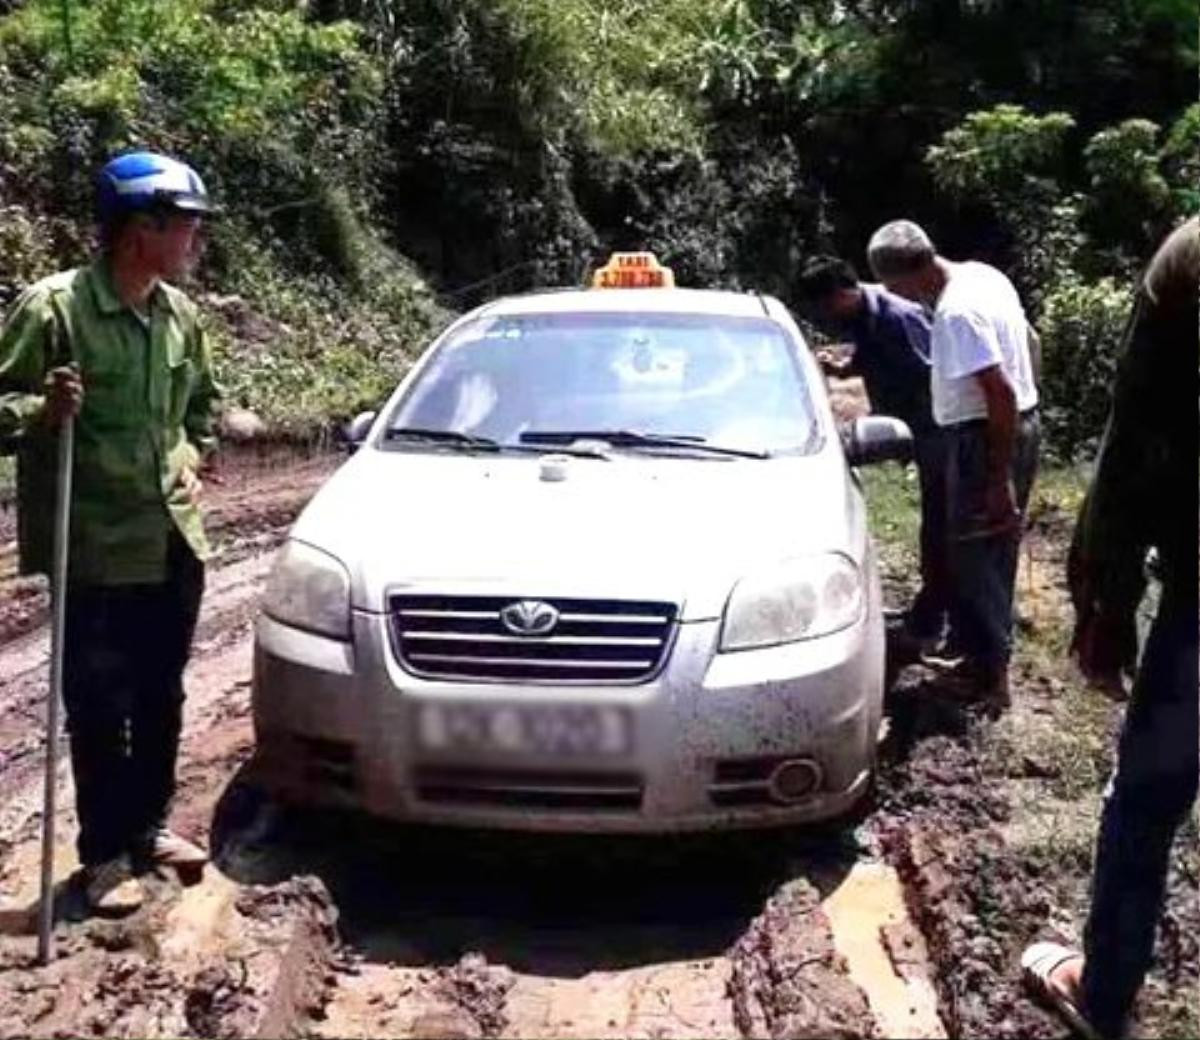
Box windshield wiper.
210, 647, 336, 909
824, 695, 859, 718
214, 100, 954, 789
384, 427, 502, 451
385, 426, 610, 459
519, 429, 769, 459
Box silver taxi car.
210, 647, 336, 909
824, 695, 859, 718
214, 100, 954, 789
251, 254, 911, 831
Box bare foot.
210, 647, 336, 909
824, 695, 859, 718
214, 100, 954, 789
1048, 953, 1085, 1002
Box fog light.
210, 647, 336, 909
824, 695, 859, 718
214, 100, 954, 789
767, 759, 823, 804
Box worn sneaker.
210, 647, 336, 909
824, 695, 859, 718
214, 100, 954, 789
84, 856, 144, 914
150, 828, 209, 869
921, 647, 969, 673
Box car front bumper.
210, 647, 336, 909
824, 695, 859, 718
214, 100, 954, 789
251, 602, 885, 832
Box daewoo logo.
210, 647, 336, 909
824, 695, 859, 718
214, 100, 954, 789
499, 600, 560, 637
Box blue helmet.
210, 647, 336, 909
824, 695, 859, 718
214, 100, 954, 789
97, 151, 216, 224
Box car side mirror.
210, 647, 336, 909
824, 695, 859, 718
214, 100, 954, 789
340, 410, 377, 453
843, 416, 914, 467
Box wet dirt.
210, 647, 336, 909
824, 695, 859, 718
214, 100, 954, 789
216, 808, 895, 1040
823, 863, 945, 1039
869, 500, 1198, 1040
0, 872, 340, 1039
729, 877, 875, 1039
874, 688, 1063, 1040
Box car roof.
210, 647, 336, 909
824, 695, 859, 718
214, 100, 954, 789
474, 287, 774, 320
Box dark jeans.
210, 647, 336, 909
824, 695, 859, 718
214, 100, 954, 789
944, 410, 1040, 673
1080, 600, 1199, 1039
63, 534, 204, 867
908, 427, 952, 640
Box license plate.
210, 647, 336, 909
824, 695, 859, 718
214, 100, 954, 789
417, 704, 630, 757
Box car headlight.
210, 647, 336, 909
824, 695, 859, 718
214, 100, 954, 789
720, 554, 864, 651
263, 540, 352, 640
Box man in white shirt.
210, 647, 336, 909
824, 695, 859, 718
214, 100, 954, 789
866, 220, 1040, 711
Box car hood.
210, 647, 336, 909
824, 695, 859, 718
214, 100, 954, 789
290, 447, 866, 620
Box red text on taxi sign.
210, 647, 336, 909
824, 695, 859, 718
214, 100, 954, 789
591, 252, 675, 289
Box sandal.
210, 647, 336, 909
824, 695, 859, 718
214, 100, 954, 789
1021, 941, 1101, 1040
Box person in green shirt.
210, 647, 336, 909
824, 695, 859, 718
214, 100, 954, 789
0, 151, 221, 913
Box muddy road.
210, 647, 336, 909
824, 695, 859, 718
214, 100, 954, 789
0, 444, 1193, 1039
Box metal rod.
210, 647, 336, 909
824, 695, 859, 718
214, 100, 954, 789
38, 417, 73, 966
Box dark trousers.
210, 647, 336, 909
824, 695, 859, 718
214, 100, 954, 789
944, 410, 1040, 673
1081, 600, 1199, 1038
63, 534, 204, 867
907, 428, 952, 640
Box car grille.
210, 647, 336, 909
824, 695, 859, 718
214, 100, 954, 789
390, 595, 677, 683
414, 767, 644, 811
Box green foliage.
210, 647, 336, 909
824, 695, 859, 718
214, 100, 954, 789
1083, 119, 1172, 258
0, 0, 1195, 454
927, 105, 1081, 304
1161, 103, 1200, 216
0, 0, 448, 439
0, 0, 378, 144
1037, 276, 1134, 462
204, 219, 447, 433
927, 105, 1075, 203
0, 205, 80, 307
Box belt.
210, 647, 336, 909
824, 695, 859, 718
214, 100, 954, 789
943, 405, 1039, 431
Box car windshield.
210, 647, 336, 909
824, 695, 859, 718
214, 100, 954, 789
386, 311, 820, 456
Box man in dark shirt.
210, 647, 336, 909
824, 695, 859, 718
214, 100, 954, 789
1021, 217, 1198, 1039
797, 256, 949, 649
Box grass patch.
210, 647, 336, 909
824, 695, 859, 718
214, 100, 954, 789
859, 462, 922, 556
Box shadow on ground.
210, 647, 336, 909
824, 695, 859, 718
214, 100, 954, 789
209, 774, 862, 976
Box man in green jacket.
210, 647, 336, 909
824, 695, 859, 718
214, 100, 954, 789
0, 151, 221, 912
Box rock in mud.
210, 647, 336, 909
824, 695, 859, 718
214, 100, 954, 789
434, 951, 516, 1038
220, 408, 268, 443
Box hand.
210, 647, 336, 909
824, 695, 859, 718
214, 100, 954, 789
179, 466, 203, 503
1071, 611, 1133, 701
816, 349, 848, 377
42, 365, 83, 428
983, 477, 1020, 534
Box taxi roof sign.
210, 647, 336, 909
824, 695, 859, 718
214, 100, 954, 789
591, 252, 675, 289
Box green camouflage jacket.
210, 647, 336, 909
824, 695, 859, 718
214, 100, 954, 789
0, 259, 220, 585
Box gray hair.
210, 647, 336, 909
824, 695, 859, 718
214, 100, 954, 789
867, 220, 936, 278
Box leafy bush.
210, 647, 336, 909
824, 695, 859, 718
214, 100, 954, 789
0, 0, 448, 439
927, 105, 1080, 305
1083, 119, 1172, 261
1038, 276, 1133, 461
0, 0, 1194, 453
0, 204, 88, 308
1161, 102, 1200, 216
204, 219, 447, 435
